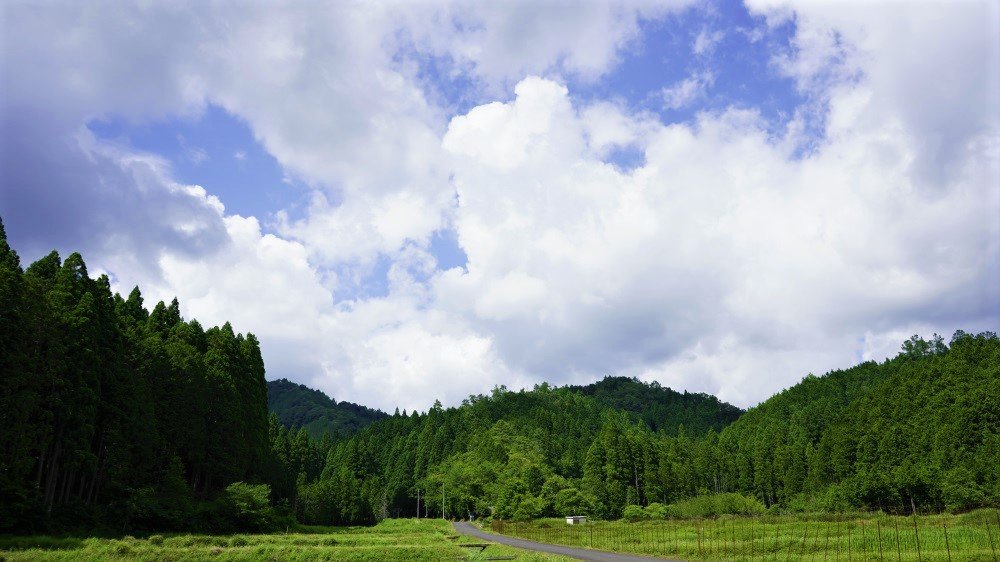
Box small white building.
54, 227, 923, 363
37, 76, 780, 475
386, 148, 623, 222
565, 516, 587, 525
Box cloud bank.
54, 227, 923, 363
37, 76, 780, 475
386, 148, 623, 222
1, 0, 997, 411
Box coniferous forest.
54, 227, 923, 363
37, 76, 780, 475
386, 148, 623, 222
1, 217, 998, 535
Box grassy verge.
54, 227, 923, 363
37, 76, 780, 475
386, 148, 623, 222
489, 509, 1000, 561
0, 518, 570, 561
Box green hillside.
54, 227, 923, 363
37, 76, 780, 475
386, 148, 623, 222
294, 378, 747, 525
266, 378, 387, 439
568, 376, 742, 434
295, 333, 999, 525
712, 331, 999, 513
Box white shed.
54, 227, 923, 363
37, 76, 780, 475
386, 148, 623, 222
565, 515, 587, 525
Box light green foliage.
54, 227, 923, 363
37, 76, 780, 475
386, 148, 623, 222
622, 505, 646, 521
643, 502, 667, 519
222, 482, 276, 532
0, 519, 571, 561
663, 493, 767, 518
496, 511, 1000, 561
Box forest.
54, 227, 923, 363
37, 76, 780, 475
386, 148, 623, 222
1, 216, 997, 535
296, 330, 998, 526
266, 378, 387, 440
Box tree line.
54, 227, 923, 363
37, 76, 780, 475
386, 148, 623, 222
292, 334, 998, 525
0, 218, 275, 532
2, 215, 996, 532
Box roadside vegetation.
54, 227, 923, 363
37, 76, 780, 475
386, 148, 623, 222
490, 509, 1000, 561
0, 519, 570, 561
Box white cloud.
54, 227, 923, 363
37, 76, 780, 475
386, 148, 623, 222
693, 28, 724, 56
433, 71, 997, 405
2, 0, 997, 413
661, 71, 714, 110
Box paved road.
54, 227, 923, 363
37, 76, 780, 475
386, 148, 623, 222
452, 521, 679, 562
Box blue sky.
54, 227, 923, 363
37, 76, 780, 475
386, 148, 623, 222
82, 0, 811, 295
2, 0, 997, 411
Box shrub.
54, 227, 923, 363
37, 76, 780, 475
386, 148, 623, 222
218, 482, 278, 532
147, 535, 164, 546
941, 467, 986, 512
554, 488, 593, 516
644, 502, 668, 519
664, 493, 766, 518
622, 504, 646, 521
512, 495, 546, 521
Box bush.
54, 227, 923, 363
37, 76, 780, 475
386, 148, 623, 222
622, 504, 646, 521
644, 502, 668, 519
512, 495, 546, 521
554, 488, 592, 516
147, 535, 164, 546
941, 467, 986, 512
664, 493, 766, 518
218, 482, 278, 532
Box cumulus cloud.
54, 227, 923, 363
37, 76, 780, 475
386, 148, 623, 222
436, 70, 997, 404
661, 71, 715, 110
1, 0, 997, 411
693, 28, 724, 56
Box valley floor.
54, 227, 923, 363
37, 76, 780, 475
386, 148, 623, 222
484, 511, 1000, 561
0, 519, 571, 561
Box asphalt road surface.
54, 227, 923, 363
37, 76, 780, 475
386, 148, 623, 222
452, 521, 679, 562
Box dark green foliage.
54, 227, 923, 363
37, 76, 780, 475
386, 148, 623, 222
266, 378, 387, 439
2, 217, 995, 531
567, 376, 743, 434
0, 225, 275, 533
712, 331, 1000, 514
295, 379, 746, 525
300, 334, 998, 525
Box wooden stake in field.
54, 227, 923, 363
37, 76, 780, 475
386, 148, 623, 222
836, 519, 841, 562
943, 521, 952, 562
876, 518, 884, 562
847, 521, 852, 562
697, 519, 703, 558
732, 518, 737, 559
894, 519, 901, 562
824, 525, 830, 562
860, 521, 866, 558
774, 523, 779, 562
985, 515, 997, 562
912, 515, 921, 562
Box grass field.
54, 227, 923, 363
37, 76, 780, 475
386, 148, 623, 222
490, 510, 1000, 561
0, 519, 570, 561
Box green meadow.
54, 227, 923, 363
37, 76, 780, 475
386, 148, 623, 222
490, 510, 1000, 561
0, 519, 569, 561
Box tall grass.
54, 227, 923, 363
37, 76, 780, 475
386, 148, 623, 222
491, 509, 1000, 561
0, 518, 569, 561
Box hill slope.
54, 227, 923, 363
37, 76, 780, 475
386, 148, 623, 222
294, 333, 998, 525
267, 378, 388, 439
712, 331, 999, 512
295, 378, 746, 524
568, 376, 742, 434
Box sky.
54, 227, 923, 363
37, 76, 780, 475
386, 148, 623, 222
1, 0, 998, 412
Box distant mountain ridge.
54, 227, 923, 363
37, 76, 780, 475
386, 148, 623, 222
266, 378, 388, 439
567, 376, 743, 435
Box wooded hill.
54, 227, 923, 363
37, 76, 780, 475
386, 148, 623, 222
266, 378, 387, 439
1, 216, 996, 534
295, 332, 998, 526
0, 218, 273, 533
